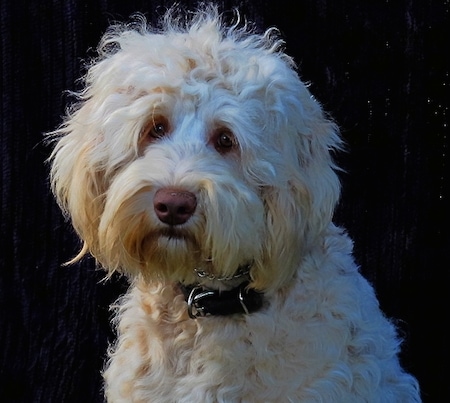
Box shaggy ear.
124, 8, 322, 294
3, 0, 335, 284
293, 114, 342, 234
250, 77, 341, 292
250, 183, 309, 292
48, 103, 107, 263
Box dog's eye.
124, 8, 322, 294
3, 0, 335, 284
142, 117, 170, 143
214, 129, 237, 153
149, 123, 167, 139
218, 133, 233, 148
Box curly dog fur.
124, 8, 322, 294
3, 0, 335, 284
48, 5, 421, 402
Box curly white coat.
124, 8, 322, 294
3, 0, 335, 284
49, 6, 421, 402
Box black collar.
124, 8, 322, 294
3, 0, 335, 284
180, 282, 264, 319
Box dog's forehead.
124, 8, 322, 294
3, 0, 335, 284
90, 26, 322, 154
112, 31, 282, 97
170, 111, 206, 139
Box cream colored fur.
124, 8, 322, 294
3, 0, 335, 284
48, 6, 421, 402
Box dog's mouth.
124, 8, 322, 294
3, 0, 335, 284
152, 226, 199, 251
157, 227, 188, 239
154, 225, 197, 241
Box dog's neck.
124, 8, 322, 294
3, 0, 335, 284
193, 264, 251, 287
180, 264, 264, 319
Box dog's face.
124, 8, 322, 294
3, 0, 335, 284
50, 9, 340, 292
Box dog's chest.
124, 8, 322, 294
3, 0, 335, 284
105, 281, 351, 402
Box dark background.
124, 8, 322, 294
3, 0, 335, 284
1, 0, 448, 402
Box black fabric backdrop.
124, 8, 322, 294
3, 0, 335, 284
1, 0, 448, 402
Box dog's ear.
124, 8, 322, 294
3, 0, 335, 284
48, 103, 109, 264
251, 74, 341, 292
291, 108, 342, 235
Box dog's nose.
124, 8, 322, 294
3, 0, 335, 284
153, 188, 197, 226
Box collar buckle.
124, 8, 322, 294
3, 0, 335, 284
182, 282, 264, 319
187, 287, 215, 318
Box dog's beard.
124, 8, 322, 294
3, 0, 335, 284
95, 159, 266, 284
138, 229, 204, 284
97, 193, 204, 283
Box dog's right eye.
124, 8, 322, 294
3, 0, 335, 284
149, 123, 167, 139
142, 117, 170, 142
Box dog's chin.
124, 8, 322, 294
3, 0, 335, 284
136, 229, 251, 287
131, 228, 201, 282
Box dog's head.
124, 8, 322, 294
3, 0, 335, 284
49, 6, 341, 292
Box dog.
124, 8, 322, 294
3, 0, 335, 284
48, 5, 421, 402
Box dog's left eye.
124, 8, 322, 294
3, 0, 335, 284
218, 133, 233, 148
213, 129, 237, 153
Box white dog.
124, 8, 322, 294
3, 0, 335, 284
49, 6, 421, 402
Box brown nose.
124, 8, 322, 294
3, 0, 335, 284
153, 188, 197, 226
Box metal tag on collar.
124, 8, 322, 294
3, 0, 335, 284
187, 286, 215, 319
